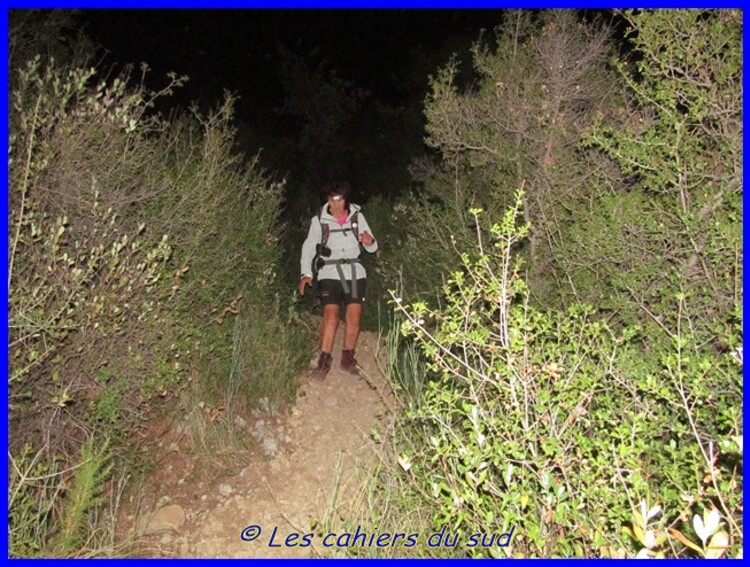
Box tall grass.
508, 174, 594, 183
9, 437, 134, 558
376, 292, 427, 408
178, 302, 315, 475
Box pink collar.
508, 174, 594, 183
335, 212, 349, 226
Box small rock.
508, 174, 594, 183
252, 420, 266, 441
309, 351, 320, 369
218, 483, 233, 497
201, 495, 208, 501
234, 415, 247, 428
263, 435, 278, 457
156, 495, 172, 508
160, 533, 173, 545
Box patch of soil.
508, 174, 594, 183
117, 328, 394, 558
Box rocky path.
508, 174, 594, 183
121, 328, 393, 558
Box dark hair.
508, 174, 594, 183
321, 180, 351, 199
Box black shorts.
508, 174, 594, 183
318, 278, 367, 305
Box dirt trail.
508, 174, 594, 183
121, 328, 393, 558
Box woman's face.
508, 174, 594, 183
327, 194, 347, 216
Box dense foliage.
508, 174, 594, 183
373, 8, 742, 558
389, 195, 741, 558
8, 12, 311, 556
381, 10, 621, 304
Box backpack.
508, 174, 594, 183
311, 209, 360, 278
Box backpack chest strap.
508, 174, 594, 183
322, 258, 360, 265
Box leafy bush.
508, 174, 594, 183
388, 193, 741, 557
8, 55, 186, 456
8, 19, 310, 555
573, 9, 742, 336
382, 10, 619, 307
368, 12, 742, 557
8, 52, 302, 427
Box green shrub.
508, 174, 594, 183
52, 436, 114, 554
388, 193, 741, 557
8, 445, 60, 557
9, 436, 116, 558
384, 10, 619, 308
8, 21, 310, 556
576, 9, 742, 337
8, 55, 184, 451
153, 97, 313, 416
8, 51, 303, 448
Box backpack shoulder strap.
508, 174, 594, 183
350, 211, 360, 242
318, 210, 330, 246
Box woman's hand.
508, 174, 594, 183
360, 231, 375, 246
299, 275, 313, 295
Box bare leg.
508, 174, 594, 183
343, 302, 362, 351
320, 303, 340, 353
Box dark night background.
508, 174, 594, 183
81, 10, 508, 111
79, 10, 512, 207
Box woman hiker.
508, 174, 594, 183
298, 181, 378, 378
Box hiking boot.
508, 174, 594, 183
313, 351, 332, 380
340, 349, 359, 374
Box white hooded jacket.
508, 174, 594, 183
300, 203, 378, 281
